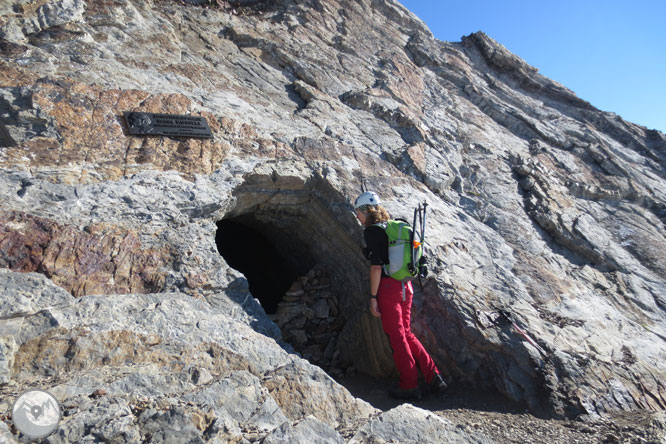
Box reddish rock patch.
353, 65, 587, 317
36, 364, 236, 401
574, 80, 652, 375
0, 211, 170, 297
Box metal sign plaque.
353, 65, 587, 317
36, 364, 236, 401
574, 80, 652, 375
123, 112, 213, 138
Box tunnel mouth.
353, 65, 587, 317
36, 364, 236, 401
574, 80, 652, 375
216, 216, 303, 314
215, 212, 352, 377
212, 172, 388, 378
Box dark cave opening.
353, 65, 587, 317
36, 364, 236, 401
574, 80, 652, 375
214, 208, 360, 378
215, 218, 300, 314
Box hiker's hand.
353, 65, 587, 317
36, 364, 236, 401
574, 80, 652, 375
370, 298, 381, 318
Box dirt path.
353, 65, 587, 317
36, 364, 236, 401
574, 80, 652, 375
336, 373, 665, 444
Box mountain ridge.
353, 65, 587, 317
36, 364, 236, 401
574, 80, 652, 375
1, 0, 665, 442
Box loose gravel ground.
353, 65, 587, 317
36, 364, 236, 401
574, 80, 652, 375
338, 374, 666, 444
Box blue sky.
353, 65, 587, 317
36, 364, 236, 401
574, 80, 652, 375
398, 0, 666, 134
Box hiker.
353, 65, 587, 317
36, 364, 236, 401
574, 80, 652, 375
354, 191, 447, 400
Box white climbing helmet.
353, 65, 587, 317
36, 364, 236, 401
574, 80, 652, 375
354, 191, 381, 209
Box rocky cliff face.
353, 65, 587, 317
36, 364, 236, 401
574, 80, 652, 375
1, 0, 665, 441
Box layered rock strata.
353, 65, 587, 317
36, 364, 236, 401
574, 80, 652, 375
0, 0, 665, 441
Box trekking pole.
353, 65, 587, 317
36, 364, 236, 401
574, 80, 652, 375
418, 202, 428, 288
410, 205, 418, 274
418, 202, 427, 265
421, 201, 427, 247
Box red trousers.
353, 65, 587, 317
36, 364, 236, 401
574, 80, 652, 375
377, 277, 439, 390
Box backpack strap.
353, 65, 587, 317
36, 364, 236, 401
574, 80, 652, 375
370, 221, 391, 276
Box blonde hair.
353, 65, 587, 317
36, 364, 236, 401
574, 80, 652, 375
364, 205, 390, 225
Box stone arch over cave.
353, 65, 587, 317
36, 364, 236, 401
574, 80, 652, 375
215, 172, 395, 378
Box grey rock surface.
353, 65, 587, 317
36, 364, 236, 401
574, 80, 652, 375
0, 269, 75, 319
1, 270, 377, 442
262, 416, 345, 444
350, 404, 495, 444
0, 420, 19, 444
1, 0, 665, 441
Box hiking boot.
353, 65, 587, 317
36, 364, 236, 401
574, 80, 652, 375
388, 386, 422, 401
429, 373, 448, 394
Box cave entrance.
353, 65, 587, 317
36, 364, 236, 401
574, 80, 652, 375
215, 207, 356, 377
214, 173, 396, 379
216, 217, 303, 314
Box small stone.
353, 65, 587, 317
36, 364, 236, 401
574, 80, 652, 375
191, 367, 213, 385
313, 299, 329, 319
286, 281, 304, 294
286, 329, 307, 346
303, 344, 323, 362
328, 298, 339, 317
282, 293, 302, 302
90, 388, 107, 398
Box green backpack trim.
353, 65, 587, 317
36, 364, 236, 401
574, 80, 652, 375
375, 219, 422, 282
